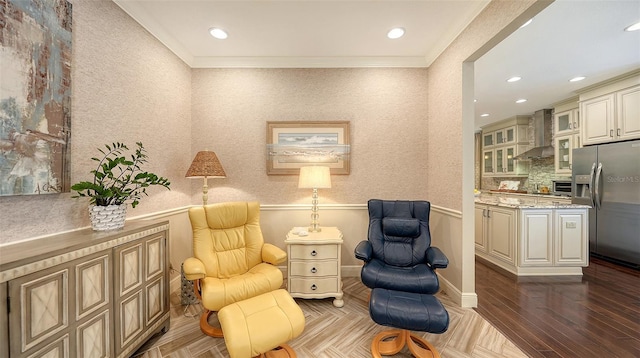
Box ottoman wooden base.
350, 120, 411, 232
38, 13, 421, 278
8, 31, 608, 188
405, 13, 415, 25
372, 329, 440, 358
218, 289, 305, 358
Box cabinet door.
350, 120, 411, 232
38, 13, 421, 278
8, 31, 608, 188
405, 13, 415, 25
487, 207, 516, 265
8, 252, 111, 358
581, 94, 615, 145
495, 148, 504, 174
482, 150, 494, 176
554, 110, 574, 135
474, 206, 487, 252
554, 136, 573, 174
555, 210, 588, 266
616, 85, 640, 141
114, 233, 168, 358
520, 210, 553, 266
483, 132, 494, 148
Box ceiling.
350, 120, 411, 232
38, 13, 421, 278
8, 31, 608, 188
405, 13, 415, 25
113, 0, 640, 129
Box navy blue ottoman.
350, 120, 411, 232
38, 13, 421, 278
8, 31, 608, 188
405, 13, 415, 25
369, 288, 449, 358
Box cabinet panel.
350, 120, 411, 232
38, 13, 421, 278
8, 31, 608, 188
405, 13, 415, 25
10, 268, 69, 355
582, 94, 615, 145
520, 211, 553, 266
555, 211, 588, 265
118, 244, 143, 297
76, 310, 110, 358
474, 207, 487, 253
145, 277, 165, 325
617, 85, 640, 141
487, 207, 516, 265
76, 255, 109, 321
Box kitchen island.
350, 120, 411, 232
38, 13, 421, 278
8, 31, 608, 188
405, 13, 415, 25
475, 192, 591, 276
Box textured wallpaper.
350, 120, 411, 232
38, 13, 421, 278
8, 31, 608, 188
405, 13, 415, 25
190, 68, 430, 206
0, 0, 192, 244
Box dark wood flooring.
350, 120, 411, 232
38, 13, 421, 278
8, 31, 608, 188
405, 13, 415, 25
475, 256, 640, 358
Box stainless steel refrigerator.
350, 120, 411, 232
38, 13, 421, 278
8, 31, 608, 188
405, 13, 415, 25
572, 140, 640, 267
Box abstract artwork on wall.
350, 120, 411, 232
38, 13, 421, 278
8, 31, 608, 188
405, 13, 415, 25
0, 0, 72, 196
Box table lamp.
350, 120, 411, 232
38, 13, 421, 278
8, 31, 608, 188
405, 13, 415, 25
185, 151, 226, 205
298, 166, 331, 232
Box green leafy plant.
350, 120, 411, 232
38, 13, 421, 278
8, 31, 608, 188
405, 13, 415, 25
71, 142, 171, 208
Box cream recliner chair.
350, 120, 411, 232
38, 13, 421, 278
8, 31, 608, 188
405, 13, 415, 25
183, 201, 287, 337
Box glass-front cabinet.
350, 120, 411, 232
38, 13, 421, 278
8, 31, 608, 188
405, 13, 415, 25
480, 116, 530, 178
483, 132, 494, 148
483, 150, 494, 175
495, 126, 516, 145
555, 134, 580, 174
553, 101, 581, 174
554, 109, 579, 135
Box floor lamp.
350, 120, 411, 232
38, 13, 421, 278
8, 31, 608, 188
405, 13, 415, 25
185, 151, 226, 205
298, 166, 331, 232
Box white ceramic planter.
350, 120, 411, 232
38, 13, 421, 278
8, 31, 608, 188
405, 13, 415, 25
89, 204, 126, 231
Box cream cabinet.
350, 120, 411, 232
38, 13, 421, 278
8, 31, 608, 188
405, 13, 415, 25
285, 227, 344, 308
475, 204, 516, 266
0, 221, 170, 358
520, 209, 587, 267
554, 210, 588, 266
481, 116, 530, 177
554, 107, 581, 174
475, 202, 589, 276
579, 71, 640, 145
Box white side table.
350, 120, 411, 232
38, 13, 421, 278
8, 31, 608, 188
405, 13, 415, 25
285, 227, 344, 308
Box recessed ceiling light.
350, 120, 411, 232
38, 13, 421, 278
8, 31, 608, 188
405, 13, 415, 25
209, 27, 228, 39
515, 99, 527, 104
481, 113, 490, 117
624, 21, 640, 32
520, 19, 533, 28
387, 27, 405, 39
569, 76, 586, 82
506, 76, 522, 83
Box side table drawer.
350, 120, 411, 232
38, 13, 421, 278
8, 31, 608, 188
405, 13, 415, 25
290, 260, 338, 277
290, 277, 339, 295
289, 244, 338, 260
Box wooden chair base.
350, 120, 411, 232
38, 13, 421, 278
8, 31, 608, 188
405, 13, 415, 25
254, 344, 296, 358
371, 329, 440, 358
199, 309, 223, 338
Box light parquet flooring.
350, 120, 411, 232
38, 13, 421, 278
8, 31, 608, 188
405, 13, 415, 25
133, 277, 526, 358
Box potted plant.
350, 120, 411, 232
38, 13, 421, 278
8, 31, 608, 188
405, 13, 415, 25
72, 142, 171, 231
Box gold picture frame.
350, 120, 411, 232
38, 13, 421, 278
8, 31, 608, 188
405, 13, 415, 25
266, 121, 350, 175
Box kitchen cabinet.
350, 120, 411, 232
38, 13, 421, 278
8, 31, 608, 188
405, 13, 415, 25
0, 221, 170, 358
579, 71, 640, 145
555, 210, 588, 266
475, 196, 589, 275
553, 103, 581, 174
475, 204, 516, 266
481, 116, 530, 178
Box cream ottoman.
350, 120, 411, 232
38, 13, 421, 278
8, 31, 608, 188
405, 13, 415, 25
218, 289, 305, 358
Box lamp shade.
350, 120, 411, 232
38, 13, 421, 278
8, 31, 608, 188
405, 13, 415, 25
185, 151, 226, 178
298, 166, 331, 189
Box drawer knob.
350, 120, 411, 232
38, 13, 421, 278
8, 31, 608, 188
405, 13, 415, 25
311, 284, 317, 291
311, 267, 317, 273
310, 250, 317, 256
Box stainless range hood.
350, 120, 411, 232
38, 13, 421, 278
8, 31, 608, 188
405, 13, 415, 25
515, 109, 554, 160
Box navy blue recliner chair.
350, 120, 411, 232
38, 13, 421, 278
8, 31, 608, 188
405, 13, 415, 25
355, 199, 449, 358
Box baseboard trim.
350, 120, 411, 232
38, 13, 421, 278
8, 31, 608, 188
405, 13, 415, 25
438, 274, 477, 308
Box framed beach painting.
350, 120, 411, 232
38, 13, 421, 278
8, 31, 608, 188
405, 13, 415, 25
266, 121, 350, 175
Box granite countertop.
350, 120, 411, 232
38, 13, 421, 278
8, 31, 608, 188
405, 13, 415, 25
475, 194, 591, 209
